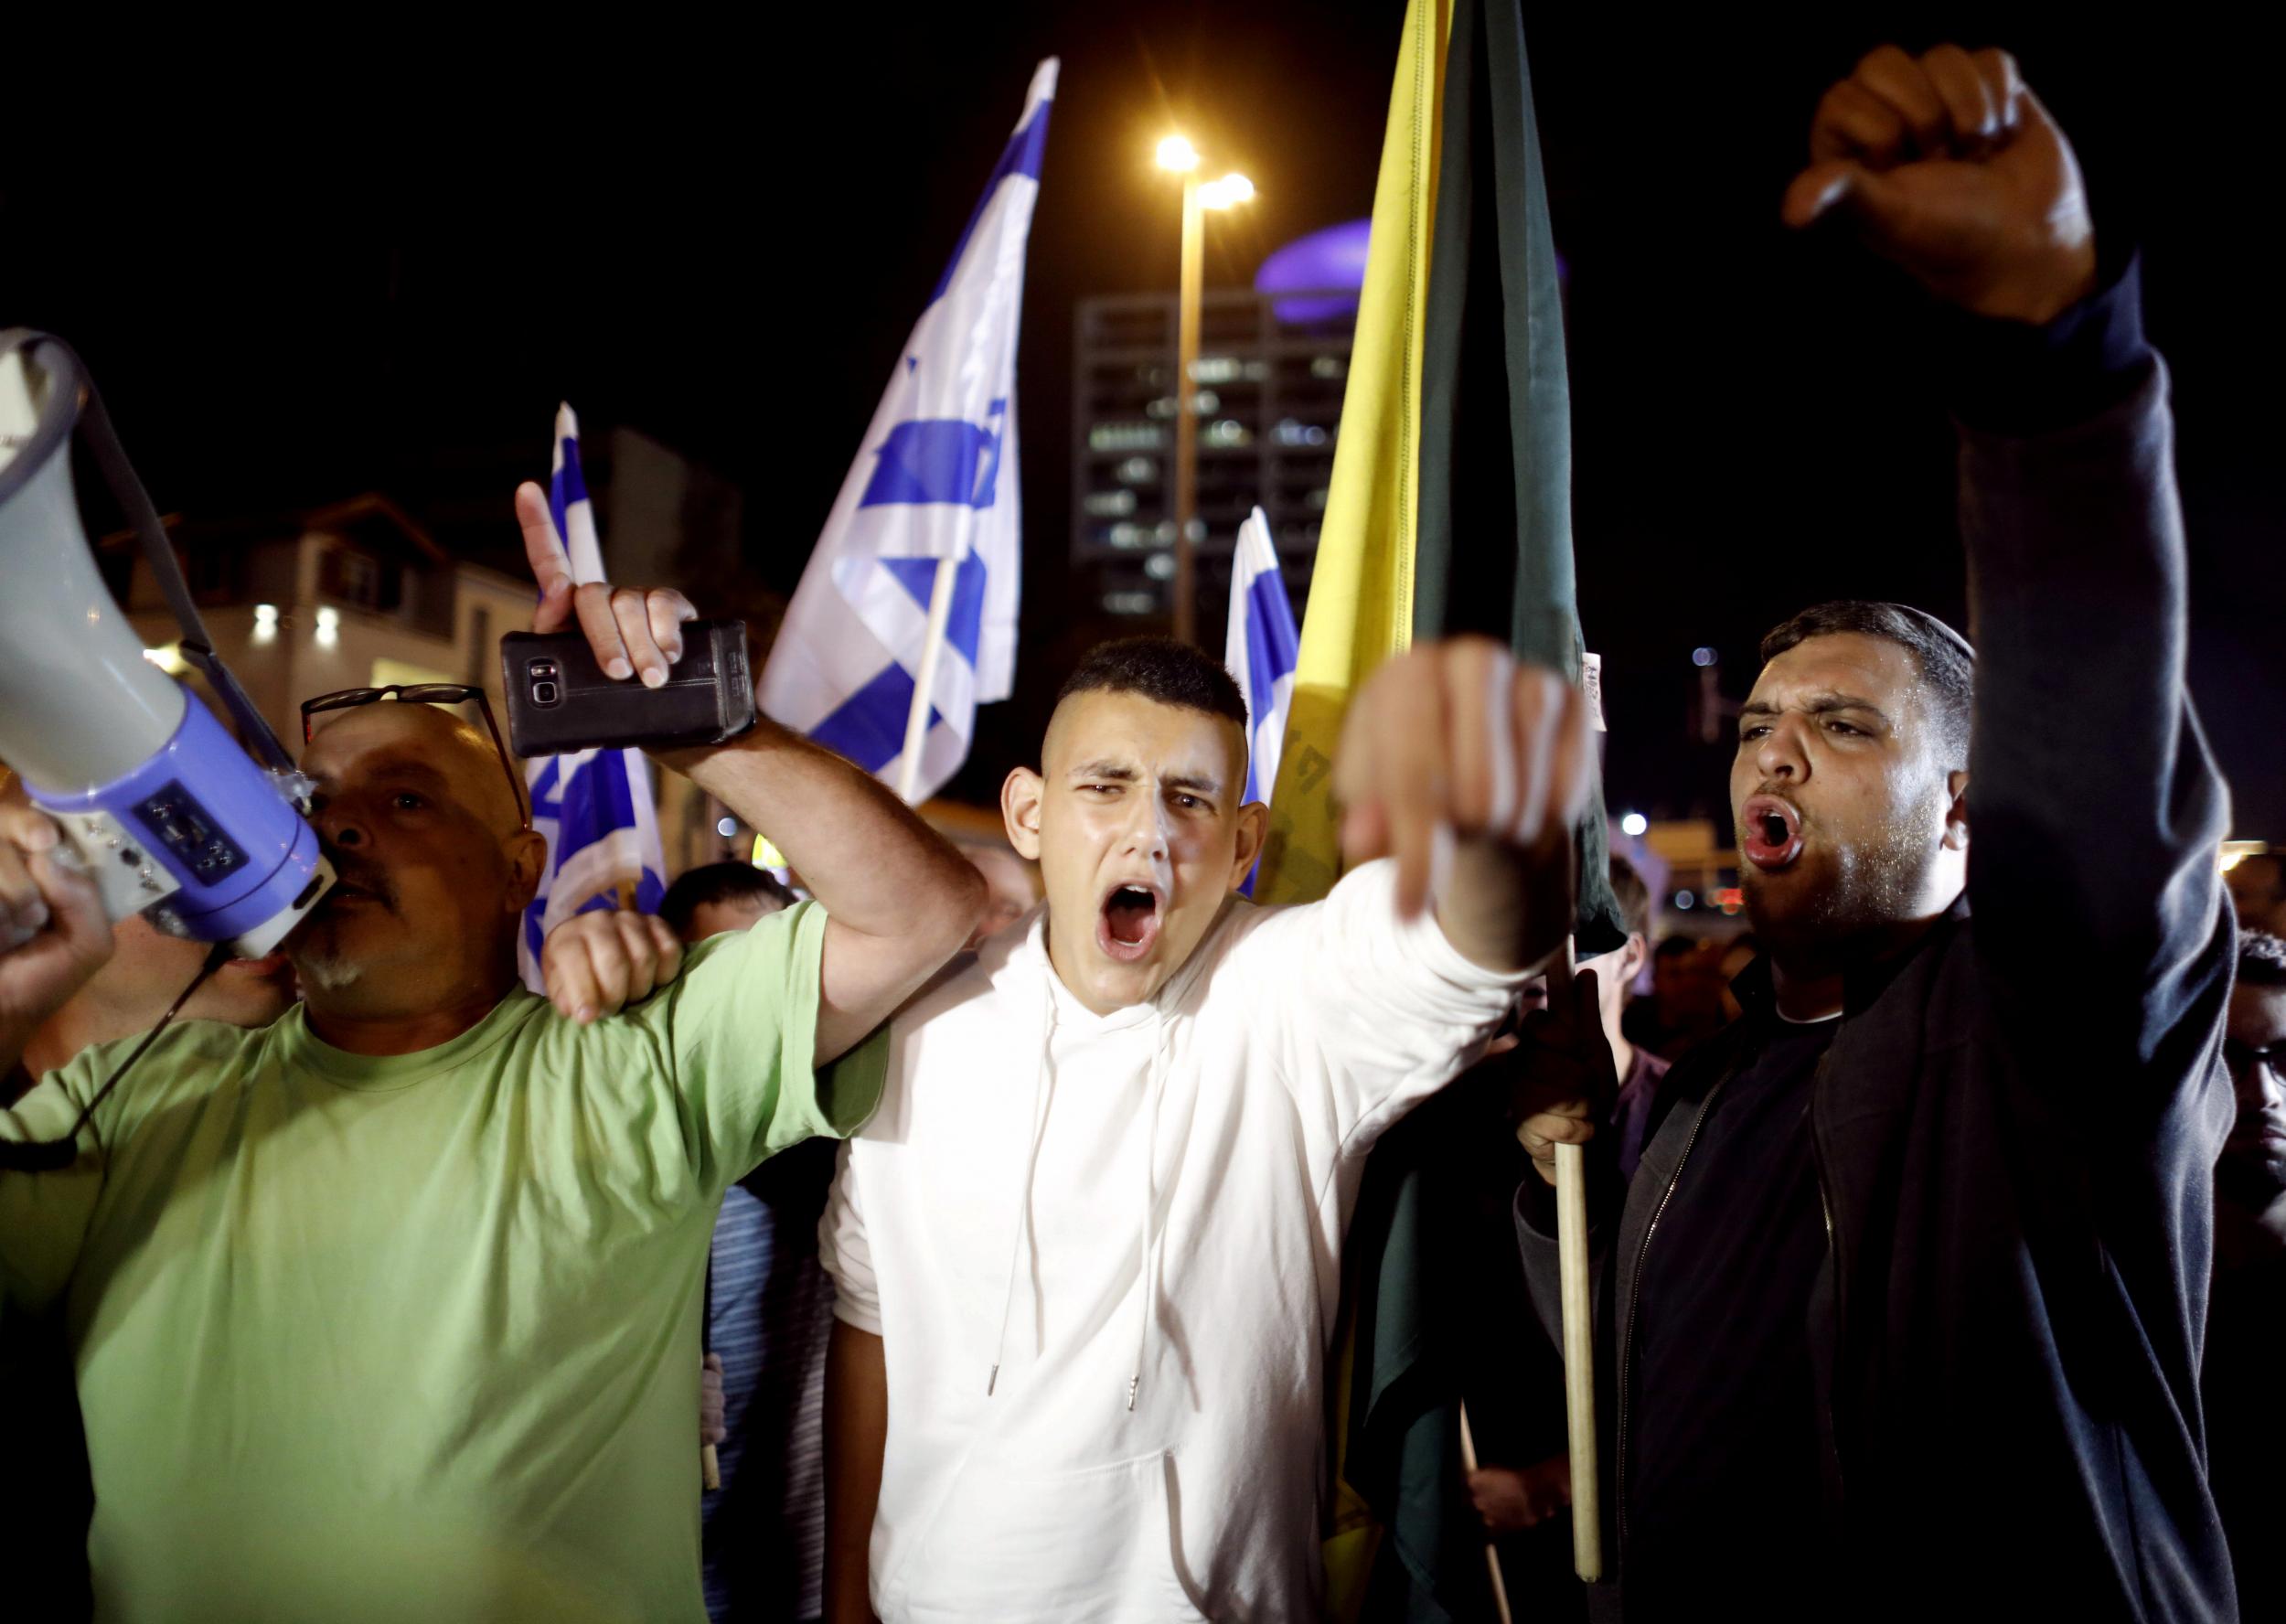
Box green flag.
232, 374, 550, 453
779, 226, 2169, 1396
1414, 0, 1622, 954
1334, 3, 1614, 1619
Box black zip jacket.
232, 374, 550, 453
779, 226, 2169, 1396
1517, 281, 2238, 1620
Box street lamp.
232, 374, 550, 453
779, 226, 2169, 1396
1158, 135, 1253, 645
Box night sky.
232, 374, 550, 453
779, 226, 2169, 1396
8, 6, 2279, 835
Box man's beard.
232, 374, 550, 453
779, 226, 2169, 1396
2218, 1141, 2286, 1212
1744, 812, 1946, 963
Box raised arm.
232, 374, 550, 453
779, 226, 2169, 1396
1781, 47, 2229, 1044
1332, 636, 1591, 975
517, 485, 983, 1062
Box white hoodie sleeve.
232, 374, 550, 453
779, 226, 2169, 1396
818, 1138, 882, 1334
1230, 857, 1530, 1157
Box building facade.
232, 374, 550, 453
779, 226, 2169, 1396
1071, 286, 1356, 633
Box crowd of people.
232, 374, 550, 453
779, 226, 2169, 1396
0, 39, 2277, 1624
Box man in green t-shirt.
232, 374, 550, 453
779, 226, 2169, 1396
0, 492, 985, 1623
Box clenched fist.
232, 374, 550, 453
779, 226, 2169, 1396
0, 798, 113, 1056
1783, 44, 2098, 324
1334, 637, 1593, 923
540, 908, 686, 1025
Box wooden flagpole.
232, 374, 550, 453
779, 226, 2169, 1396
1457, 1401, 1515, 1624
894, 558, 961, 806
1546, 937, 1603, 1581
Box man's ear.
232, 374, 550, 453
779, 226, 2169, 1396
1003, 767, 1045, 861
504, 828, 550, 913
1942, 769, 1971, 852
1619, 930, 1650, 987
1228, 802, 1270, 893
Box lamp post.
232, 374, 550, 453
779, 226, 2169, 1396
1156, 136, 1253, 645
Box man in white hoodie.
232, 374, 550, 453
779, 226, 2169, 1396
820, 635, 1589, 1622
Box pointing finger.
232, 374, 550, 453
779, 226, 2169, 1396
517, 483, 577, 635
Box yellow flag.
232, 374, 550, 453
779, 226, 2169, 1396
1255, 0, 1450, 907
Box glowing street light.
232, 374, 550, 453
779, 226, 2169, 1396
1155, 134, 1201, 173
1199, 172, 1255, 209
1156, 138, 1255, 644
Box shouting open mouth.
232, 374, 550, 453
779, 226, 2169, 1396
1740, 794, 1805, 872
1096, 881, 1164, 963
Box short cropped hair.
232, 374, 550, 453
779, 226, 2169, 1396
659, 861, 797, 937
1758, 601, 1974, 766
2240, 931, 2286, 988
1608, 853, 1651, 941
1055, 637, 1249, 731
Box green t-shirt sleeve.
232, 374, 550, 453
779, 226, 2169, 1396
653, 901, 889, 1184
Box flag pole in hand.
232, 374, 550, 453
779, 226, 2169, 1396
1545, 937, 1602, 1582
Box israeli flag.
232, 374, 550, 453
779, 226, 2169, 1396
759, 59, 1056, 804
1225, 506, 1298, 892
517, 403, 668, 992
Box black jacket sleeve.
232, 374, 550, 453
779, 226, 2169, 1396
1951, 263, 2235, 1076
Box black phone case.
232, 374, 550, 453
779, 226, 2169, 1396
500, 618, 755, 756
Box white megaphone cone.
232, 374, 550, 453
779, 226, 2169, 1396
0, 332, 331, 958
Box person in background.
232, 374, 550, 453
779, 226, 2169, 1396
956, 839, 1039, 946
2207, 930, 2286, 1619
2227, 850, 2286, 937
662, 861, 798, 947
664, 860, 836, 1624
1621, 935, 1697, 1055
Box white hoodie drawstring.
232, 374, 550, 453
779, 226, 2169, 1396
988, 979, 1057, 1396
1127, 1015, 1171, 1412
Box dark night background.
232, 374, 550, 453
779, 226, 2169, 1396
6, 6, 2278, 837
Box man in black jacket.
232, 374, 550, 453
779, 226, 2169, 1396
1513, 43, 2237, 1621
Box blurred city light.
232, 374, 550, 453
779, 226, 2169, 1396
315, 606, 339, 647
1620, 811, 1649, 838
1201, 172, 1255, 208
1156, 135, 1201, 173
1675, 890, 1696, 911
1692, 646, 1718, 668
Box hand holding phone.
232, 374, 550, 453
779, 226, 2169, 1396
507, 482, 756, 755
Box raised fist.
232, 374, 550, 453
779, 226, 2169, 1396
1783, 44, 2098, 324
1333, 637, 1593, 920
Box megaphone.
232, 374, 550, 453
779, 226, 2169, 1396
0, 330, 332, 959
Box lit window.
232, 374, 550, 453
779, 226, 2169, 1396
1143, 552, 1177, 581
1103, 590, 1158, 615
1084, 490, 1138, 517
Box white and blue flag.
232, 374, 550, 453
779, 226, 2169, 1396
517, 402, 668, 992
1225, 505, 1298, 892
759, 59, 1056, 804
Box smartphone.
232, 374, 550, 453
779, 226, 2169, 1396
500, 617, 755, 756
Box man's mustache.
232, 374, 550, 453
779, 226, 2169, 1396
321, 849, 398, 911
